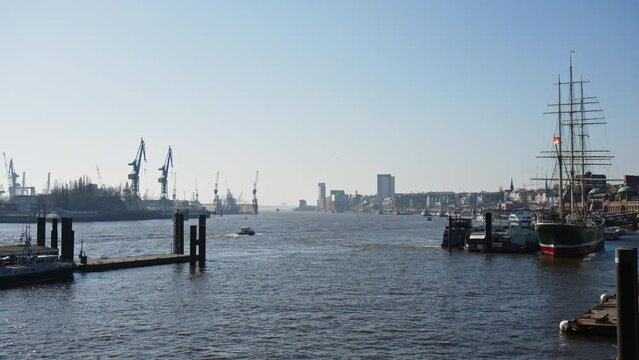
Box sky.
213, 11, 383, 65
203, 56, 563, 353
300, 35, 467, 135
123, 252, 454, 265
0, 0, 638, 206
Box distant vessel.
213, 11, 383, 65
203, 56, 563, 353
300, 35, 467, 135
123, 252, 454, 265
0, 226, 75, 288
237, 227, 256, 236
533, 53, 607, 257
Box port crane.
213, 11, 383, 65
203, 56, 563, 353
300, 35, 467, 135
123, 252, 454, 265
172, 171, 177, 201
158, 146, 173, 200
213, 172, 221, 215
96, 166, 104, 189
43, 172, 51, 194
3, 153, 19, 199
127, 138, 146, 208
252, 170, 259, 215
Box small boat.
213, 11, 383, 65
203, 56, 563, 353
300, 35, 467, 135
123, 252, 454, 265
426, 216, 432, 221
237, 227, 255, 236
604, 226, 624, 241
1, 225, 75, 288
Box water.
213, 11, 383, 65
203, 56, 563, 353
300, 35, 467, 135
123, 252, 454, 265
0, 212, 627, 359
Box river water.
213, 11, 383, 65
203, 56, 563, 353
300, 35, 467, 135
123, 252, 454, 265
0, 211, 628, 358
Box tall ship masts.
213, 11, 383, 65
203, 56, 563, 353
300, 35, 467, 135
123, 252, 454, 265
533, 52, 611, 257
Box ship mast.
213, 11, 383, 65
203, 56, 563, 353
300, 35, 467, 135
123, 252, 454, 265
579, 77, 587, 214
557, 75, 565, 221
568, 53, 576, 220
533, 51, 612, 220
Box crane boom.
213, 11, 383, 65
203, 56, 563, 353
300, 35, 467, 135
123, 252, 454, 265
213, 172, 221, 215
96, 166, 104, 188
127, 138, 147, 208
158, 146, 173, 200
3, 153, 8, 191
3, 154, 19, 199
252, 170, 259, 215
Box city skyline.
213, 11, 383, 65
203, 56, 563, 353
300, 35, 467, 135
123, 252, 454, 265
1, 1, 637, 205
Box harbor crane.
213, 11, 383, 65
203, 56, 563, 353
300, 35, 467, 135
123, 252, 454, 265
3, 153, 19, 199
127, 138, 146, 208
252, 170, 259, 215
158, 146, 173, 200
213, 172, 221, 215
96, 166, 104, 189
172, 171, 177, 201
43, 172, 51, 194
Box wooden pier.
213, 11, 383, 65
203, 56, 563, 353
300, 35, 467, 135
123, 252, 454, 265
564, 294, 617, 338
75, 254, 191, 272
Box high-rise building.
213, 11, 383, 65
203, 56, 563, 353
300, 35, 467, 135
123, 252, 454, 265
377, 174, 395, 200
318, 182, 326, 211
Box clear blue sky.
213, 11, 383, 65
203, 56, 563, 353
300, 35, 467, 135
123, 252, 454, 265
1, 0, 637, 205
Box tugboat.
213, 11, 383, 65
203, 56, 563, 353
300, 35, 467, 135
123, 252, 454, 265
237, 227, 256, 236
0, 225, 75, 288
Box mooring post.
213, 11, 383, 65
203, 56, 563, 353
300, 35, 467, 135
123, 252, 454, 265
198, 214, 206, 268
485, 212, 492, 253
36, 216, 46, 247
616, 247, 638, 360
190, 225, 197, 267
51, 218, 58, 249
178, 211, 185, 255
172, 210, 179, 254
60, 217, 75, 262
448, 216, 452, 252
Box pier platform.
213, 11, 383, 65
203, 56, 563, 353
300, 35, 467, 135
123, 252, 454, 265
0, 245, 58, 257
76, 254, 192, 272
565, 294, 617, 338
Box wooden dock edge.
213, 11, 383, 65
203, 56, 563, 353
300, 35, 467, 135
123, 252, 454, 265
564, 294, 617, 338
76, 254, 192, 272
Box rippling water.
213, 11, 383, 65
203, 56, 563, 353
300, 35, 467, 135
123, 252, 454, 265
0, 212, 627, 358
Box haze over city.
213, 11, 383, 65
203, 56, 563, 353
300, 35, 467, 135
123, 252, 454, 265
1, 0, 637, 205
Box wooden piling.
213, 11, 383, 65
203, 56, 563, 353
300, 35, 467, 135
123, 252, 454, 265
51, 218, 58, 249
172, 210, 186, 254
60, 217, 74, 262
190, 225, 197, 267
172, 211, 179, 254
485, 212, 492, 253
448, 216, 452, 252
616, 247, 638, 360
36, 217, 46, 247
198, 214, 206, 268
179, 212, 185, 255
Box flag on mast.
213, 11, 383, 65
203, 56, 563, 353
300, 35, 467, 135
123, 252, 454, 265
553, 136, 561, 144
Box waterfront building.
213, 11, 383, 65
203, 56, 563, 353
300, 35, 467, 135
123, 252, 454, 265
377, 174, 395, 200
318, 182, 326, 211
330, 190, 350, 213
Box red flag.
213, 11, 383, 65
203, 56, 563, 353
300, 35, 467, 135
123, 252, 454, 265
553, 136, 561, 144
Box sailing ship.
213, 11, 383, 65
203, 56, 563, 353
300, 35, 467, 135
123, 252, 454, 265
533, 52, 609, 257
